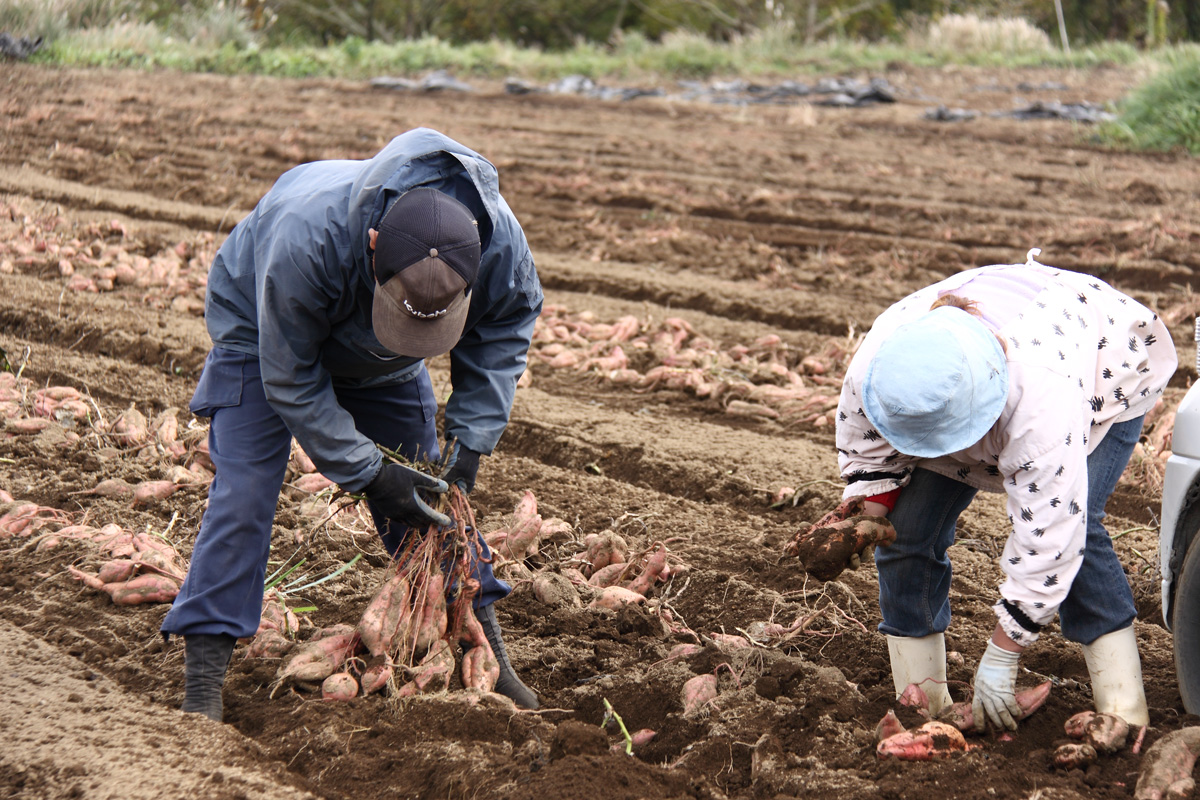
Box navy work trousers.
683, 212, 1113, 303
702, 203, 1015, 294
160, 347, 510, 640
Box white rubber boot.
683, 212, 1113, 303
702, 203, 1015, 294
1082, 626, 1149, 726
887, 632, 953, 715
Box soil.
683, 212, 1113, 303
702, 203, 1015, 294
1, 61, 1199, 800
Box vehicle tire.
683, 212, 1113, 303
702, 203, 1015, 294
1174, 520, 1200, 714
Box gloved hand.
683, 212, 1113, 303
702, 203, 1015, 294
972, 639, 1023, 732
363, 463, 451, 529
441, 442, 481, 494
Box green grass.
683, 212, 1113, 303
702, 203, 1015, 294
29, 12, 1150, 82
1097, 46, 1200, 154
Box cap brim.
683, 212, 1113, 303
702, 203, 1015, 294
373, 286, 471, 359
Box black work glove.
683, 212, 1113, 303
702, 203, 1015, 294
441, 442, 481, 494
363, 463, 451, 529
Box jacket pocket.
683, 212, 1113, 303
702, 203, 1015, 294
189, 348, 248, 417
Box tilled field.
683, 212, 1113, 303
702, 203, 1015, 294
1, 62, 1199, 800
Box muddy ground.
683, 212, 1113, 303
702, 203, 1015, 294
0, 61, 1198, 800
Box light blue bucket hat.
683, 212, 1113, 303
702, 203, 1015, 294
862, 305, 1008, 458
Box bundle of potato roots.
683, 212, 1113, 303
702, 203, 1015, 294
272, 487, 498, 702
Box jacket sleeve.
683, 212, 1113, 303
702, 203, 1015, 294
255, 236, 383, 491
991, 380, 1089, 645
444, 249, 542, 454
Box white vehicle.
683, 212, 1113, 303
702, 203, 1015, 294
1160, 317, 1200, 712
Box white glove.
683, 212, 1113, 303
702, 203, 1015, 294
972, 640, 1022, 732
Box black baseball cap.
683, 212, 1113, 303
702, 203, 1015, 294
371, 187, 481, 357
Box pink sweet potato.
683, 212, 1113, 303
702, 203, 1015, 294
1068, 711, 1130, 755
899, 682, 930, 709
357, 568, 414, 658
877, 721, 968, 760
411, 572, 448, 654
501, 510, 543, 561
1134, 727, 1200, 800
583, 530, 628, 576
321, 671, 359, 702
1054, 742, 1098, 770
274, 628, 360, 687
588, 562, 629, 588
875, 710, 906, 742
681, 673, 719, 717
97, 559, 138, 583
105, 574, 181, 605
459, 639, 499, 693
937, 681, 1052, 732
132, 480, 180, 506
531, 571, 582, 608
399, 639, 456, 697
245, 628, 293, 659
588, 585, 647, 611
626, 543, 668, 596
359, 659, 394, 696
110, 405, 149, 446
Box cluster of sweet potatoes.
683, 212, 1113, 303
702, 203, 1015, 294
268, 486, 499, 703
527, 306, 849, 428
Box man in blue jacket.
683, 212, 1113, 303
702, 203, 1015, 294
162, 128, 544, 721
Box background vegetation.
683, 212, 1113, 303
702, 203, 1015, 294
0, 0, 1197, 153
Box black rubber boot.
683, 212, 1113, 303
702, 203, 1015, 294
474, 604, 539, 709
181, 633, 236, 722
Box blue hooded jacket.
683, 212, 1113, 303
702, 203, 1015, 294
201, 128, 542, 490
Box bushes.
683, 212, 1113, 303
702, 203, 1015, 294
1099, 47, 1200, 153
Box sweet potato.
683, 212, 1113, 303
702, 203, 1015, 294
412, 572, 448, 654
103, 573, 181, 605
531, 571, 582, 608
666, 643, 703, 661
245, 628, 292, 660
7, 417, 53, 434
875, 710, 906, 742
501, 510, 543, 561
72, 478, 134, 500
110, 405, 149, 446
151, 409, 179, 445
357, 568, 414, 658
1134, 727, 1200, 800
274, 627, 360, 687
588, 562, 629, 588
899, 682, 929, 710
626, 543, 668, 596
259, 592, 298, 637
1054, 742, 1098, 770
97, 559, 138, 583
358, 659, 394, 696
877, 720, 968, 760
588, 585, 647, 611
579, 530, 628, 576
611, 728, 658, 754
399, 639, 456, 697
783, 496, 867, 558
293, 473, 333, 494
937, 681, 1052, 732
1065, 711, 1130, 754
322, 672, 359, 701
132, 480, 180, 506
459, 639, 499, 693
681, 673, 719, 717
790, 515, 897, 582
710, 632, 751, 650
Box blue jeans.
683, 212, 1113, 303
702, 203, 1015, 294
161, 347, 510, 640
877, 416, 1144, 646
